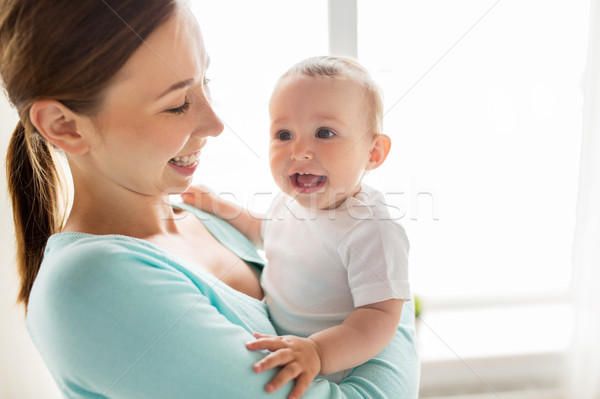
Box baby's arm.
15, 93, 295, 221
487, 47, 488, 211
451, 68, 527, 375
246, 298, 404, 399
181, 185, 263, 247
311, 298, 404, 374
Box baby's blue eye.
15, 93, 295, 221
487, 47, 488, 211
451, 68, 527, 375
316, 128, 335, 139
278, 131, 292, 141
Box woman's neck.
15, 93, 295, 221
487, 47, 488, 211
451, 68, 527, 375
63, 174, 182, 239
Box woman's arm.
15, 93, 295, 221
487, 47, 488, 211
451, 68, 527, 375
246, 299, 404, 398
28, 239, 418, 399
28, 241, 291, 398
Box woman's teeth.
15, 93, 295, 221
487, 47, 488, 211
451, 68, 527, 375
169, 153, 198, 167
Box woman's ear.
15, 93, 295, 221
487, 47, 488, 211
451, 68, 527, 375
29, 100, 90, 155
366, 134, 391, 170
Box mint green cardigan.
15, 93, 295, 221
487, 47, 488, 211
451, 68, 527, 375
27, 204, 419, 398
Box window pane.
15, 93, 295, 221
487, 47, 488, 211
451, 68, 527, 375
358, 0, 588, 299
190, 1, 328, 211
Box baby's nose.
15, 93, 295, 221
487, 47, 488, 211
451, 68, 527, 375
290, 147, 313, 160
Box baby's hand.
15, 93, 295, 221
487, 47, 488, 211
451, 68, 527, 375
246, 332, 322, 399
181, 184, 216, 213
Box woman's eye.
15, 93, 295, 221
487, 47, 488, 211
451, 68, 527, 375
166, 98, 191, 115
203, 77, 211, 86
277, 131, 292, 141
316, 128, 335, 139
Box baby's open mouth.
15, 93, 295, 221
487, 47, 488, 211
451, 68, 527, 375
290, 173, 327, 193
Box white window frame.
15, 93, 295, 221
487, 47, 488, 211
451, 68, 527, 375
328, 0, 357, 57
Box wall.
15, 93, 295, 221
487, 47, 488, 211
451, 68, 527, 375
0, 98, 61, 398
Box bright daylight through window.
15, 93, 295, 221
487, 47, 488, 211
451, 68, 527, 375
191, 0, 588, 394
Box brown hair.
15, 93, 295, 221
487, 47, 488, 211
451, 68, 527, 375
0, 0, 177, 308
280, 55, 384, 134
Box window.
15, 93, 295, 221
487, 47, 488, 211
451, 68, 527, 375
357, 0, 585, 301
191, 1, 589, 395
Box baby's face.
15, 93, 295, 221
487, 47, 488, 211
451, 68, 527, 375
269, 75, 375, 210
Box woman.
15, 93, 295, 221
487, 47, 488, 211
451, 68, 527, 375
1, 1, 419, 398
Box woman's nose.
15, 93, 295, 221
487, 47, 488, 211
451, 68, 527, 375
193, 93, 224, 138
202, 105, 224, 137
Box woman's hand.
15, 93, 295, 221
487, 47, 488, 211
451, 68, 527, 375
246, 332, 322, 399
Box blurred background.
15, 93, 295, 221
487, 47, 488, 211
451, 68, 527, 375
2, 1, 598, 398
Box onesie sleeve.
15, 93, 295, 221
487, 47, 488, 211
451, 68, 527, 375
338, 218, 411, 307
27, 237, 418, 398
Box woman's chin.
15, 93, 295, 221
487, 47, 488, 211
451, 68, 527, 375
161, 180, 195, 197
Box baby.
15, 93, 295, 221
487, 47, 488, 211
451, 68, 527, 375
184, 56, 410, 399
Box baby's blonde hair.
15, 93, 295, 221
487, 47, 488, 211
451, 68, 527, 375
280, 55, 384, 135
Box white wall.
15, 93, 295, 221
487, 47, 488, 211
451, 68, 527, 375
0, 99, 61, 398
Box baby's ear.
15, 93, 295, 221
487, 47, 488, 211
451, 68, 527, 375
366, 134, 391, 170
29, 100, 90, 155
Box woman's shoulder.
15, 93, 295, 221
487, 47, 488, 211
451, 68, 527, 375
39, 233, 171, 285
24, 233, 260, 398
29, 233, 196, 324
44, 232, 163, 260
28, 232, 264, 332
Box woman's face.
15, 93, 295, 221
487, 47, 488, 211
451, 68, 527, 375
77, 9, 223, 196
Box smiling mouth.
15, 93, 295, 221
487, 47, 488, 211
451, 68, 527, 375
290, 173, 327, 193
169, 151, 200, 167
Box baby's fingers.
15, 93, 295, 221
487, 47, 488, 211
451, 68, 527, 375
288, 374, 312, 399
246, 336, 286, 352
181, 184, 210, 199
181, 185, 213, 209
253, 349, 294, 373
264, 363, 302, 394
253, 332, 274, 339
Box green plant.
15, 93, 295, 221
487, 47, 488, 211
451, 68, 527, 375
413, 295, 422, 320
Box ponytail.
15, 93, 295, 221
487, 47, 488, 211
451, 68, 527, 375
6, 120, 65, 309
1, 0, 177, 310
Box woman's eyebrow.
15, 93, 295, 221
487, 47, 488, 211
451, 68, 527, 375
157, 78, 194, 100
156, 56, 210, 100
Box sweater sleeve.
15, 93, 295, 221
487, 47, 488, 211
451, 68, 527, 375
27, 237, 419, 399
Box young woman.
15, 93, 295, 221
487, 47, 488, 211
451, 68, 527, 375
0, 1, 419, 398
